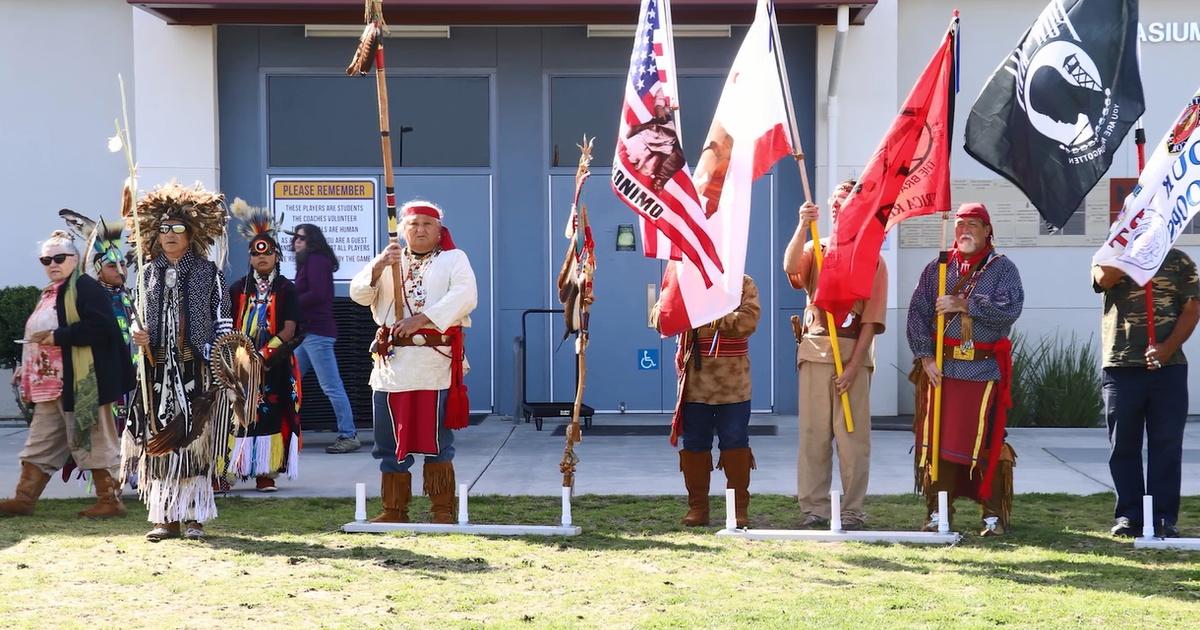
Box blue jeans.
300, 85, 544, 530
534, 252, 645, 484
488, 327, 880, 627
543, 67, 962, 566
372, 390, 455, 473
1103, 365, 1188, 526
680, 401, 751, 452
294, 334, 356, 438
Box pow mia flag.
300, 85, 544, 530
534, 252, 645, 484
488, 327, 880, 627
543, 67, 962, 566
965, 0, 1144, 228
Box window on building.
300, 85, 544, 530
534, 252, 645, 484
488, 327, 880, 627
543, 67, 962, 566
549, 74, 725, 168
268, 75, 490, 168
1039, 201, 1086, 235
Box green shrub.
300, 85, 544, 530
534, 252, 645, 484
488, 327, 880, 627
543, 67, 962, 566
0, 285, 41, 370
1007, 331, 1102, 428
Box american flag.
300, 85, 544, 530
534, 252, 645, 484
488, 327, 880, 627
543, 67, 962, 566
611, 0, 723, 288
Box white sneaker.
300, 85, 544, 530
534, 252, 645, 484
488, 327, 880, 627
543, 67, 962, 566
922, 512, 941, 532
980, 516, 1005, 537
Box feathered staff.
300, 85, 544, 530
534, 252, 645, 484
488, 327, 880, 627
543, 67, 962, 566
556, 137, 596, 490
346, 0, 403, 336
109, 73, 153, 418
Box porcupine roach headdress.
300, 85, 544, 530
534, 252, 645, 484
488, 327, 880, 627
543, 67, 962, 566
229, 197, 284, 255
126, 180, 227, 259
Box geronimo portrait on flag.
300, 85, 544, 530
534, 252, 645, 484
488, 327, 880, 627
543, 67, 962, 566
623, 88, 686, 192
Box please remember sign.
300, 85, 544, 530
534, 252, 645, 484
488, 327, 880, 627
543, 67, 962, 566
271, 177, 378, 283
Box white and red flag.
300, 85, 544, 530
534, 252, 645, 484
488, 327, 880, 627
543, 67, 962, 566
612, 0, 723, 286
1094, 87, 1200, 284
653, 0, 793, 337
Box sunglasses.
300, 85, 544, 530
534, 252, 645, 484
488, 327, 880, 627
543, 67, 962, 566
39, 253, 75, 266
292, 235, 306, 242
251, 250, 276, 257
158, 224, 188, 234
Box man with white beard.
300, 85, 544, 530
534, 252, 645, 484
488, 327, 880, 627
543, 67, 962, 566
906, 203, 1024, 536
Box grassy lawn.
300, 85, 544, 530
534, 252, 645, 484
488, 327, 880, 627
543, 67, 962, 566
1, 493, 1198, 628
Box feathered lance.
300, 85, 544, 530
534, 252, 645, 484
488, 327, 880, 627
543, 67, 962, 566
111, 72, 153, 419
347, 0, 403, 333
558, 137, 596, 490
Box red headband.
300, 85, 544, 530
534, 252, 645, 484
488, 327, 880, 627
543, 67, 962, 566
402, 204, 442, 221
400, 203, 456, 251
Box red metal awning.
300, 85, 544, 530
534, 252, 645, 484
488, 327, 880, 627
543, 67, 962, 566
129, 1, 876, 26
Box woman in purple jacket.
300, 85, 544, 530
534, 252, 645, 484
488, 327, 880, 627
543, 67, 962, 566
291, 224, 359, 453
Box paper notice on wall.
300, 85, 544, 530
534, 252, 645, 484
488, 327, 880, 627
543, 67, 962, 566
270, 177, 378, 283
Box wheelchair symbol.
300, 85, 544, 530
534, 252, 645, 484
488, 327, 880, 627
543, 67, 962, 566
638, 349, 659, 370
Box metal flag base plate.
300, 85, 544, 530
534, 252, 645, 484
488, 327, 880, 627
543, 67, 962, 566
342, 483, 582, 537
715, 489, 960, 545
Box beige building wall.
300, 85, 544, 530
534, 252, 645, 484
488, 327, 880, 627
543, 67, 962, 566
0, 0, 218, 290
0, 0, 136, 288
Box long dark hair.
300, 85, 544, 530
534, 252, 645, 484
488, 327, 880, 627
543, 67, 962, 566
293, 223, 340, 272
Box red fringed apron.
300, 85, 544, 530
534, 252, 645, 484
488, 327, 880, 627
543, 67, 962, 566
386, 389, 442, 460
919, 336, 1013, 500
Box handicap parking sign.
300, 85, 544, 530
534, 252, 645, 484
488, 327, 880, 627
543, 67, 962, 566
637, 348, 659, 370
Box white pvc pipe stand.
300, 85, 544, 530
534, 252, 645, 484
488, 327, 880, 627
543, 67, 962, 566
1141, 495, 1155, 539
354, 482, 367, 522
1134, 493, 1200, 550
725, 488, 738, 530
829, 491, 843, 532
938, 491, 950, 534
342, 483, 582, 537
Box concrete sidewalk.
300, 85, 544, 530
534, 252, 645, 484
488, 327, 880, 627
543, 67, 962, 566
3, 414, 1199, 500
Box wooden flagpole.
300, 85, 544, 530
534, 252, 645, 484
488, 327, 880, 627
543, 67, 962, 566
923, 14, 960, 482
770, 5, 855, 432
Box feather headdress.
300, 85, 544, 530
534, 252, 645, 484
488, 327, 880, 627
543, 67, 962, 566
59, 209, 129, 274
229, 197, 283, 243
126, 181, 227, 259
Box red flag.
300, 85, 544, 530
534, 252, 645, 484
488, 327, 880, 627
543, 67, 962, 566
814, 16, 957, 319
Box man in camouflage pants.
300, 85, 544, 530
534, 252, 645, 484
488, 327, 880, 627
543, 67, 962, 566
1094, 248, 1200, 538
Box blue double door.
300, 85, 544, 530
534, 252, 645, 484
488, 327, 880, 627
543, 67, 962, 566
548, 169, 776, 413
